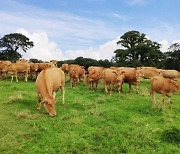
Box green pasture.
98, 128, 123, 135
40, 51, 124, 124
0, 77, 179, 153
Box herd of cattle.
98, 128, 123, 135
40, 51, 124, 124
0, 59, 180, 116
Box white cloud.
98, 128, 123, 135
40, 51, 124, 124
158, 39, 180, 53
64, 38, 120, 60
17, 29, 119, 61
17, 29, 64, 61
158, 39, 169, 52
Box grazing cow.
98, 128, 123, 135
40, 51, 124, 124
160, 69, 180, 79
61, 64, 69, 74
137, 67, 162, 79
35, 68, 65, 116
118, 67, 141, 94
150, 76, 180, 109
1, 62, 30, 82
0, 60, 11, 78
102, 69, 124, 95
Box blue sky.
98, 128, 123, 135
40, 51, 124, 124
0, 0, 180, 61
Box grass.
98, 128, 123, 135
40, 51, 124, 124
0, 77, 179, 153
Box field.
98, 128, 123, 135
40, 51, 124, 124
0, 77, 180, 153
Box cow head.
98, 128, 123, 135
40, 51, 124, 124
113, 70, 124, 85
1, 64, 9, 78
43, 98, 57, 116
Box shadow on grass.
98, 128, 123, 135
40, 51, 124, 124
161, 127, 180, 144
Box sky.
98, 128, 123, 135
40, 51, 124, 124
0, 0, 180, 61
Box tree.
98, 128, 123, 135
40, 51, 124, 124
164, 42, 180, 71
0, 33, 34, 62
113, 30, 165, 67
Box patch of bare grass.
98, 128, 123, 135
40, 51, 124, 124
6, 92, 23, 104
15, 109, 39, 120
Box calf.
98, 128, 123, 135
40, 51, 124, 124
35, 68, 65, 116
150, 76, 180, 109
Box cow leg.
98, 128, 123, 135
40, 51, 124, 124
92, 81, 94, 91
161, 94, 166, 109
25, 72, 28, 82
167, 94, 172, 109
129, 84, 132, 93
104, 83, 108, 93
53, 92, 56, 98
70, 78, 73, 87
37, 94, 42, 110
11, 75, 14, 82
110, 84, 114, 96
37, 99, 42, 110
121, 83, 123, 92
95, 80, 99, 90
135, 84, 139, 94
15, 73, 18, 82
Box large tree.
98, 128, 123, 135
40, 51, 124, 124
0, 33, 34, 62
113, 30, 165, 67
164, 42, 180, 71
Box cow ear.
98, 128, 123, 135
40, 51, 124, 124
112, 71, 118, 75
43, 98, 51, 105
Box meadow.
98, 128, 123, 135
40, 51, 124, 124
0, 77, 179, 153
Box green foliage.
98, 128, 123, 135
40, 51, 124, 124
0, 50, 21, 62
0, 78, 179, 153
114, 30, 166, 67
58, 57, 115, 69
164, 43, 180, 71
29, 58, 43, 63
0, 33, 34, 62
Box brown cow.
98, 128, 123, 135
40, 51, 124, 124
78, 66, 86, 85
137, 67, 162, 79
50, 60, 58, 67
88, 66, 105, 75
1, 62, 30, 82
86, 69, 101, 90
37, 62, 55, 73
0, 60, 12, 78
150, 76, 180, 109
35, 68, 65, 116
102, 69, 124, 95
118, 67, 141, 94
61, 64, 69, 74
69, 66, 80, 87
160, 69, 180, 79
29, 62, 39, 79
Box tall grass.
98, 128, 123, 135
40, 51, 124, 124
0, 78, 179, 153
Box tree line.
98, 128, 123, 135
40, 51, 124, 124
0, 31, 180, 71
